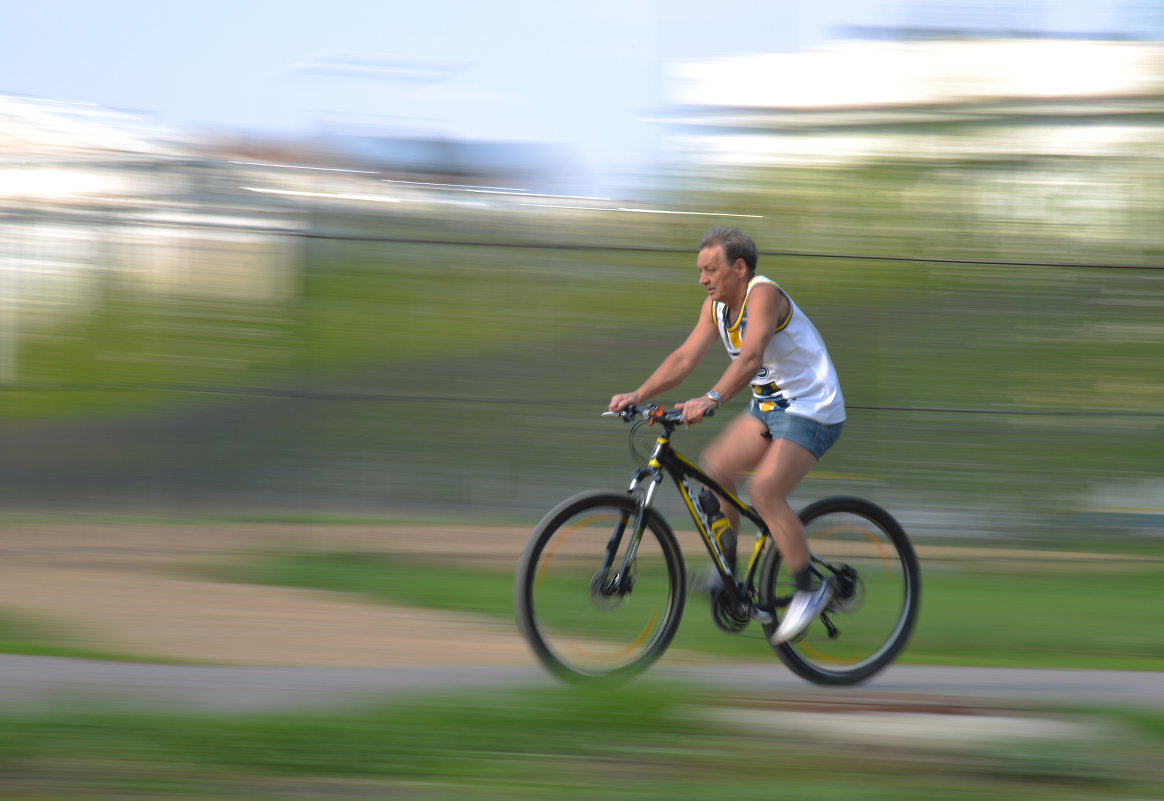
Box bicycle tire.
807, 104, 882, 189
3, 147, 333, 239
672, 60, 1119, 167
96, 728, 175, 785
515, 490, 686, 681
758, 495, 920, 685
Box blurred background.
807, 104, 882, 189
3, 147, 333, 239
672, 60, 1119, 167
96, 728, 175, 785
2, 0, 1162, 546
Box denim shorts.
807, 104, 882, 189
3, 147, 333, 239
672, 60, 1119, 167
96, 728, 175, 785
747, 402, 844, 460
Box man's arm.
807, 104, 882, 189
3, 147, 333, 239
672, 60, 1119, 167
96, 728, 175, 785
609, 298, 719, 412
678, 283, 787, 424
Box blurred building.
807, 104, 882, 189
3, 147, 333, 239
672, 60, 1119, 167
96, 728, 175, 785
662, 38, 1164, 165
3, 36, 1163, 368
658, 38, 1164, 262
0, 96, 299, 382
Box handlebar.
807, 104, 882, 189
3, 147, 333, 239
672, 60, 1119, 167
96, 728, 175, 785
601, 403, 713, 426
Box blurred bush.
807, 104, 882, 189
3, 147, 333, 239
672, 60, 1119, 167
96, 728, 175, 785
1, 45, 1162, 543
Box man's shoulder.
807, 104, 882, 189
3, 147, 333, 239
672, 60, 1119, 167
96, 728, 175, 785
746, 276, 784, 302
746, 277, 791, 325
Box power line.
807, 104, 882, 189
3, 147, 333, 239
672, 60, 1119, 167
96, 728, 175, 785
4, 207, 1159, 270
4, 383, 1162, 419
299, 232, 1162, 271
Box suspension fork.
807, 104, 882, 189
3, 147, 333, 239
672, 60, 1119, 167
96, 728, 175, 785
602, 466, 663, 592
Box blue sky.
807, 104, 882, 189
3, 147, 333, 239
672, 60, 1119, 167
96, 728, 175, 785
1, 0, 1154, 180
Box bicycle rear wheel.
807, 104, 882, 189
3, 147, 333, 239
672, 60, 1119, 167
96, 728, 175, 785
758, 496, 920, 685
515, 491, 686, 681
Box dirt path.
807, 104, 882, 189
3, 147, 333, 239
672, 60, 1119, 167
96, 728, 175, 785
0, 523, 540, 667
0, 522, 1143, 669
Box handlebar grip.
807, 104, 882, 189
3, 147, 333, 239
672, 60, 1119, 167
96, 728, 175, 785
602, 404, 713, 424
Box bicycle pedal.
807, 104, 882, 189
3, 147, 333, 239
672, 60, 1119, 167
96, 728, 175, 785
749, 607, 774, 625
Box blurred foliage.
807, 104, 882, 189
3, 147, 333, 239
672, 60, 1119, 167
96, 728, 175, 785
1, 157, 1162, 544
0, 682, 1162, 800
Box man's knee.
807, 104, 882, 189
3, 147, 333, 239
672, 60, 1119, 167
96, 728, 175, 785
699, 435, 740, 480
699, 451, 728, 483
747, 473, 790, 506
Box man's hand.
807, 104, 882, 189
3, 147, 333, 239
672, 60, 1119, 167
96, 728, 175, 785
676, 395, 718, 426
609, 393, 641, 413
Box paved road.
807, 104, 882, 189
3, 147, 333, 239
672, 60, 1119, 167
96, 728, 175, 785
2, 655, 1161, 713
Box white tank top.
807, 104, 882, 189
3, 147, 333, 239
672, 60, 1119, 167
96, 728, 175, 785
711, 275, 846, 424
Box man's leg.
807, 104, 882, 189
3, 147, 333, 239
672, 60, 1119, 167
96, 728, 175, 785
746, 437, 817, 576
746, 437, 830, 643
699, 412, 770, 533
694, 413, 769, 591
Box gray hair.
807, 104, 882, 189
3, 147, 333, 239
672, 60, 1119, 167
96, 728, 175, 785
697, 227, 758, 275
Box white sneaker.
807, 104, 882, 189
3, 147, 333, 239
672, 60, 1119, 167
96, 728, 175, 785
770, 580, 833, 644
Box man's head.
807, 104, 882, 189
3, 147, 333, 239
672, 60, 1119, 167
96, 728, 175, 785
697, 227, 758, 277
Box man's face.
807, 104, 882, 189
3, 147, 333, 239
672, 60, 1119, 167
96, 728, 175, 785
697, 246, 743, 303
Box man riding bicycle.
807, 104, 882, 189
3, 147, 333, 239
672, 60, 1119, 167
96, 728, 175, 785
609, 226, 846, 644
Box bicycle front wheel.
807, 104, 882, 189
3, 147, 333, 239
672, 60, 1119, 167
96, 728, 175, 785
759, 496, 921, 685
515, 491, 686, 681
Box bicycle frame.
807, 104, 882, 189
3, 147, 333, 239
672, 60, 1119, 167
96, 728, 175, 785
621, 412, 774, 614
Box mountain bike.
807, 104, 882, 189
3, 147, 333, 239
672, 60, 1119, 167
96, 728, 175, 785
515, 404, 920, 685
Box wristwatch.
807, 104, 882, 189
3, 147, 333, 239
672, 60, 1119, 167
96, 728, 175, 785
704, 390, 722, 408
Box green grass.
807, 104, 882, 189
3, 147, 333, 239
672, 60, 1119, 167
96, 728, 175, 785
907, 560, 1164, 670
202, 550, 1164, 673
209, 551, 517, 618
0, 682, 1160, 799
